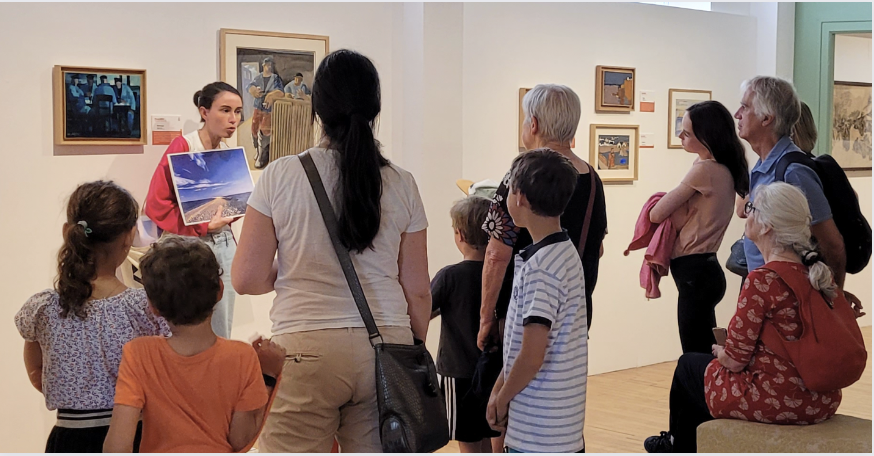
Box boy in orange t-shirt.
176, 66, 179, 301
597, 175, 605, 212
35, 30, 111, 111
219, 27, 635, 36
104, 236, 286, 453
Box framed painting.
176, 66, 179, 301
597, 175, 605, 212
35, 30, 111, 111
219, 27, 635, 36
667, 89, 712, 149
220, 29, 329, 170
53, 66, 147, 146
595, 66, 635, 113
519, 88, 531, 150
831, 81, 872, 170
589, 124, 639, 182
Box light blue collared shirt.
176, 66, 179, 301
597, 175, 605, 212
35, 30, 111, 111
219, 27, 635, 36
744, 136, 832, 272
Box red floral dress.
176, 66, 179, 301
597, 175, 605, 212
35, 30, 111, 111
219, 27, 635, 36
704, 262, 842, 424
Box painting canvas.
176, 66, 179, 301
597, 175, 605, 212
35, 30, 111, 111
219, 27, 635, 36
221, 29, 328, 171
668, 89, 712, 148
589, 124, 639, 182
167, 148, 255, 226
831, 81, 872, 170
596, 66, 635, 113
53, 66, 146, 146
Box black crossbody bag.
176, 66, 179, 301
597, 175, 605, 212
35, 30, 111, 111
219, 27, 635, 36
299, 151, 449, 453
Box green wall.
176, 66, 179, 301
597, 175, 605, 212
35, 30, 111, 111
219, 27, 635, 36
794, 2, 871, 155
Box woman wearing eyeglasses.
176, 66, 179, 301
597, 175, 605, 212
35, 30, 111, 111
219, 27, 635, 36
648, 101, 750, 355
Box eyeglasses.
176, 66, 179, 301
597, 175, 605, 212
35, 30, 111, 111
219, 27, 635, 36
744, 201, 758, 215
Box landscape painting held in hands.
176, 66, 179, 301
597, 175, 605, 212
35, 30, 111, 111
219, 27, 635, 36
167, 147, 255, 226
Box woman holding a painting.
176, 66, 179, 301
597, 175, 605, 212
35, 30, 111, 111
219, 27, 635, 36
144, 81, 243, 339
647, 100, 749, 354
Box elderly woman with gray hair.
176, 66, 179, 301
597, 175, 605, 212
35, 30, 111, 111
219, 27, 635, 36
646, 182, 848, 453
477, 84, 607, 349
733, 75, 862, 319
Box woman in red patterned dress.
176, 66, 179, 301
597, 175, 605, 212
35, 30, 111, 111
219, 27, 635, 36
645, 182, 845, 453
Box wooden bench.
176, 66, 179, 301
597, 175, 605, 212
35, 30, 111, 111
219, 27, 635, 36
697, 415, 872, 453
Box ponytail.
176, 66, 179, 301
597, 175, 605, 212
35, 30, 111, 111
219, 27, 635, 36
799, 249, 838, 299
55, 181, 139, 318
312, 50, 387, 253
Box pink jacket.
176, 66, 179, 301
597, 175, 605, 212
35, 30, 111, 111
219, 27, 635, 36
624, 193, 677, 299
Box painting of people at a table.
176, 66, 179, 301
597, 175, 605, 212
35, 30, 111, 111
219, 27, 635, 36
62, 70, 143, 140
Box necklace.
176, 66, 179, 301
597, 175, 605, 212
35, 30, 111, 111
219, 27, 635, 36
91, 281, 126, 301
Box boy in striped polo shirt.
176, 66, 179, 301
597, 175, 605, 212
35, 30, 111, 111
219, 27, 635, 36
487, 149, 587, 453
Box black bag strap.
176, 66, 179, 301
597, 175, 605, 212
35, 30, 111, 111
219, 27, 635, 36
299, 151, 383, 346
577, 162, 598, 259
775, 149, 816, 182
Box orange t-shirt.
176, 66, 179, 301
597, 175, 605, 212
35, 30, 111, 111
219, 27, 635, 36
114, 336, 268, 453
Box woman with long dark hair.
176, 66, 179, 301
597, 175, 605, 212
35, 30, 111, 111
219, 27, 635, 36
649, 100, 749, 354
144, 81, 243, 338
232, 49, 431, 452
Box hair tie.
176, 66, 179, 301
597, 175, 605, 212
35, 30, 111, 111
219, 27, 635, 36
801, 250, 821, 267
77, 221, 92, 237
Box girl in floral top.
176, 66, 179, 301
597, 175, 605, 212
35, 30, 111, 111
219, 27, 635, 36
646, 182, 846, 453
15, 181, 169, 452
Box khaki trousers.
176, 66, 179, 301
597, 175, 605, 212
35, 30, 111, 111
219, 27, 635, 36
259, 327, 414, 453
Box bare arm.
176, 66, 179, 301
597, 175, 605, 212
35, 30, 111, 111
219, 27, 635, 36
811, 219, 846, 288
232, 206, 279, 295
488, 324, 550, 432
649, 183, 697, 224
228, 407, 267, 452
478, 238, 514, 350
713, 345, 746, 373
736, 194, 749, 219
399, 229, 431, 342
23, 341, 43, 393
103, 405, 141, 453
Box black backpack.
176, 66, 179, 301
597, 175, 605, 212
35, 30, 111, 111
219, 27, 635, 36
776, 149, 872, 274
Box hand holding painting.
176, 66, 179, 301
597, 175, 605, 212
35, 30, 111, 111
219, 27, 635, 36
208, 202, 234, 234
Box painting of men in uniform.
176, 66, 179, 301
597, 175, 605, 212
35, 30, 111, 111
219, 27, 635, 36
235, 48, 315, 169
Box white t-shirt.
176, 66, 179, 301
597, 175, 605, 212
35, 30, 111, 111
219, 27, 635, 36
247, 147, 428, 335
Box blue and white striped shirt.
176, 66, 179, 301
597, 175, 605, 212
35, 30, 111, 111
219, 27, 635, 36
503, 230, 587, 453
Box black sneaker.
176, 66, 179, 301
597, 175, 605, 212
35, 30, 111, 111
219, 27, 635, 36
644, 431, 674, 453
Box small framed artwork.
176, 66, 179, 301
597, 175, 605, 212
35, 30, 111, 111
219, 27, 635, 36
52, 66, 147, 146
589, 124, 639, 182
831, 81, 872, 170
167, 147, 255, 226
667, 89, 712, 149
519, 88, 531, 150
220, 29, 329, 170
595, 66, 635, 113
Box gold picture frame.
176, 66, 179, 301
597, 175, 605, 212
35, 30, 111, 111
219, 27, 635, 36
667, 89, 712, 149
219, 29, 329, 170
589, 124, 639, 182
53, 65, 147, 146
595, 66, 635, 113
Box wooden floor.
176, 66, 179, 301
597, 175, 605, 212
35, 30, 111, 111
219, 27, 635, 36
438, 327, 872, 453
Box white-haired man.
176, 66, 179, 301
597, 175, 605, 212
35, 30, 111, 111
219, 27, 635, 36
735, 75, 862, 316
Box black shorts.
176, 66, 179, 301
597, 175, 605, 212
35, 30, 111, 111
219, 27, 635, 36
440, 376, 501, 443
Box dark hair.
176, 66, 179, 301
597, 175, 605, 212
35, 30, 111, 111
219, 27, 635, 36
686, 101, 751, 197
114, 78, 121, 83
100, 76, 107, 82
793, 102, 818, 153
508, 148, 578, 217
193, 81, 241, 122
295, 72, 304, 78
55, 181, 139, 319
261, 57, 275, 72
139, 236, 221, 326
450, 196, 491, 250
312, 49, 388, 253
87, 74, 95, 80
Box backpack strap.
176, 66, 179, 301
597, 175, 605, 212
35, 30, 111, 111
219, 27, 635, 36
756, 263, 823, 361
578, 162, 598, 259
775, 148, 816, 182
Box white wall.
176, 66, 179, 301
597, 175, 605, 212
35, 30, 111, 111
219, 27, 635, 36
460, 2, 759, 375
834, 33, 873, 327
0, 3, 398, 451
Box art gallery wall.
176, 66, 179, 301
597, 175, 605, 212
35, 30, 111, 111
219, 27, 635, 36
0, 2, 403, 451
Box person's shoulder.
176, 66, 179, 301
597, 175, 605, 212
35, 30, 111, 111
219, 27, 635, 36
216, 338, 259, 359
23, 289, 59, 310
123, 335, 165, 353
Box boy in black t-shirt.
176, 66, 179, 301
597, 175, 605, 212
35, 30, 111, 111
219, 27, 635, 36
431, 196, 501, 453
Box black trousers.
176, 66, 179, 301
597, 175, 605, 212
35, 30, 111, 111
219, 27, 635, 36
671, 253, 726, 354
669, 353, 715, 453
45, 421, 142, 453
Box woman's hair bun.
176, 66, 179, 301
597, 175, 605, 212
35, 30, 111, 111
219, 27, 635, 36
193, 90, 203, 108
